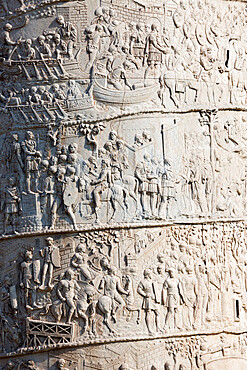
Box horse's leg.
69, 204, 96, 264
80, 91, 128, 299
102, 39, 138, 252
109, 197, 116, 221
78, 307, 88, 333
104, 312, 116, 333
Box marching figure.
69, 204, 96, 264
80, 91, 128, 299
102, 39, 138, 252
1, 176, 22, 235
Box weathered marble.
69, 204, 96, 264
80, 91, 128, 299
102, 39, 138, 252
0, 0, 247, 369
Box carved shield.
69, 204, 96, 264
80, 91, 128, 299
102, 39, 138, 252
51, 247, 61, 268
32, 259, 41, 283
9, 285, 18, 310
195, 24, 206, 46
63, 180, 78, 207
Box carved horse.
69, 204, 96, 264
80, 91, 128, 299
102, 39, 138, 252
109, 181, 129, 222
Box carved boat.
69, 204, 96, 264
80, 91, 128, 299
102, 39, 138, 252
93, 80, 159, 105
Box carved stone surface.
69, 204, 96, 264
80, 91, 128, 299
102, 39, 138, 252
0, 0, 247, 369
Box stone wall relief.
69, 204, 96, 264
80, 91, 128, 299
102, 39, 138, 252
0, 221, 246, 355
0, 122, 174, 234
81, 1, 247, 110
1, 0, 246, 115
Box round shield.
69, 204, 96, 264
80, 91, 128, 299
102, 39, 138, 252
63, 180, 79, 207
51, 247, 61, 268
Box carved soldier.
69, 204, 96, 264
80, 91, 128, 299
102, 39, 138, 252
0, 23, 22, 61
7, 134, 23, 173
0, 275, 17, 318
91, 158, 111, 222
85, 24, 105, 72
63, 166, 80, 230
1, 176, 22, 235
6, 133, 25, 193
49, 167, 66, 230
71, 242, 92, 282
182, 265, 198, 329
18, 39, 35, 61
57, 268, 80, 323
194, 262, 209, 328
40, 237, 61, 290
51, 33, 68, 60
144, 23, 165, 70
55, 15, 77, 60
35, 35, 52, 59
135, 161, 149, 218
21, 131, 41, 194
162, 268, 184, 330
20, 250, 36, 309
137, 269, 161, 335
98, 266, 128, 322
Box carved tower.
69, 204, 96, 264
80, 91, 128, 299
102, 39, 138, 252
0, 0, 247, 369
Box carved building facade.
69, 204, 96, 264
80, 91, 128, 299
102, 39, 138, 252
0, 0, 247, 369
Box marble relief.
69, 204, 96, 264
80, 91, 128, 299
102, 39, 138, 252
0, 0, 247, 369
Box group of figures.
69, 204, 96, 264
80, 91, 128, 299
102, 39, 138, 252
0, 125, 177, 234
0, 0, 247, 368
0, 15, 76, 63
2, 109, 247, 234
0, 222, 246, 353
135, 222, 247, 335
0, 0, 246, 110
84, 1, 247, 108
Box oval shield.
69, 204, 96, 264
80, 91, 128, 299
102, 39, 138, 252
51, 247, 61, 268
63, 180, 79, 207
9, 285, 18, 310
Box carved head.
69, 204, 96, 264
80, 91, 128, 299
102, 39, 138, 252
88, 155, 97, 166
57, 359, 66, 369
143, 152, 151, 162
38, 35, 45, 45
45, 237, 54, 248
143, 269, 152, 278
116, 140, 124, 150
143, 129, 151, 140
68, 143, 78, 153
30, 86, 37, 95
109, 130, 117, 141
5, 361, 15, 370
11, 133, 18, 142
9, 176, 16, 187
65, 268, 74, 280
25, 250, 33, 262
168, 268, 176, 278
56, 15, 65, 26
25, 39, 32, 47
38, 86, 46, 94
179, 241, 187, 253
101, 158, 110, 168
76, 243, 86, 254
5, 23, 13, 32
157, 253, 165, 263
53, 33, 61, 44
108, 266, 117, 275
104, 141, 113, 152
94, 7, 103, 17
